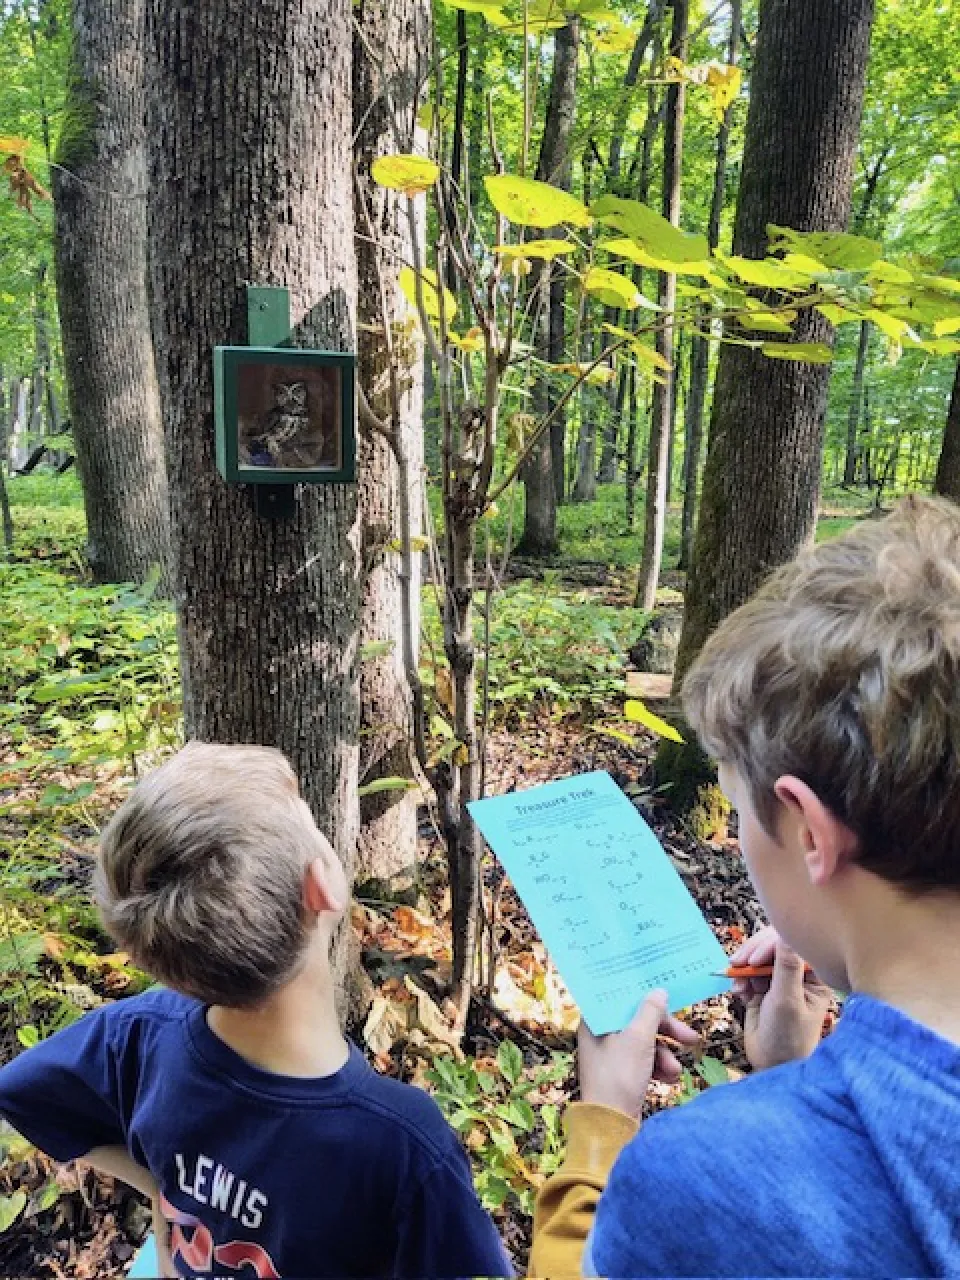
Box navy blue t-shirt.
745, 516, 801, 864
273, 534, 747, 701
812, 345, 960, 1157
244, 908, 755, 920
0, 989, 512, 1278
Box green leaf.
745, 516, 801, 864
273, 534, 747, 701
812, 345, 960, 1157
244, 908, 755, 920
624, 699, 684, 741
357, 777, 419, 798
30, 1181, 60, 1214
0, 934, 45, 977
497, 1038, 524, 1085
760, 341, 834, 364
16, 1025, 39, 1049
597, 237, 713, 278
694, 1055, 731, 1087
360, 640, 395, 661
484, 175, 591, 228
723, 255, 814, 290
815, 303, 862, 326
602, 324, 671, 370
738, 304, 795, 334
501, 1098, 536, 1131
398, 266, 457, 324
583, 267, 642, 309
933, 316, 960, 337
0, 1192, 27, 1235
370, 154, 440, 196
766, 226, 882, 271
589, 197, 709, 263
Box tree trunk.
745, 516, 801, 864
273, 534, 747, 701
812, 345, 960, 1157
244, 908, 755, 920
625, 365, 639, 530
53, 0, 172, 589
637, 0, 687, 610
518, 21, 578, 554
549, 264, 568, 502
144, 0, 360, 991
934, 361, 960, 502
843, 319, 871, 485
9, 379, 28, 472
353, 0, 428, 900
675, 0, 874, 683
0, 368, 13, 552
571, 362, 598, 503
679, 0, 741, 571
597, 365, 627, 484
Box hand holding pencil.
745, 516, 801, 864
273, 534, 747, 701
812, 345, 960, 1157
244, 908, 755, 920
726, 925, 833, 1071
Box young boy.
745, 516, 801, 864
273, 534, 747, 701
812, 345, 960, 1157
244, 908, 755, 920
0, 743, 511, 1278
531, 494, 960, 1277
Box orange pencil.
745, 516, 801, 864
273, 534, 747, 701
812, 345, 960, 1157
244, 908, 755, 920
715, 962, 814, 980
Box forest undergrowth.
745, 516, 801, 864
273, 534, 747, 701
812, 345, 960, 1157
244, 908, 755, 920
0, 476, 864, 1274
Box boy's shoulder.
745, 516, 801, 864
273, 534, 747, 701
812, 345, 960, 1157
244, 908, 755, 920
340, 1055, 463, 1165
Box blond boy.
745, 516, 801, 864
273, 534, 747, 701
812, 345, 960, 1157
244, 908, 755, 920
532, 495, 960, 1277
0, 744, 511, 1278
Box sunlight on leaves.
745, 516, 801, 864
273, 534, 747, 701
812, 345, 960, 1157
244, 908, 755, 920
485, 174, 591, 228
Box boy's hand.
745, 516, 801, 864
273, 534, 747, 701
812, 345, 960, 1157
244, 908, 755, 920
731, 926, 833, 1070
578, 989, 701, 1119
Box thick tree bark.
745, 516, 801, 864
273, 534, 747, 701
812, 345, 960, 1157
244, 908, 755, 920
353, 0, 428, 899
675, 0, 874, 682
518, 21, 578, 555
53, 0, 171, 590
842, 319, 871, 485
934, 361, 960, 502
637, 0, 688, 610
679, 0, 741, 571
145, 0, 360, 987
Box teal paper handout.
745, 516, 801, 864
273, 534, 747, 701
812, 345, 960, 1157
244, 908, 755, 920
468, 771, 732, 1034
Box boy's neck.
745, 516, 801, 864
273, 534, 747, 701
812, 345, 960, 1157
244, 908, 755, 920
206, 943, 349, 1079
843, 875, 960, 1045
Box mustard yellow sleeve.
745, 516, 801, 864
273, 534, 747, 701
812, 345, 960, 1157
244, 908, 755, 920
528, 1103, 638, 1278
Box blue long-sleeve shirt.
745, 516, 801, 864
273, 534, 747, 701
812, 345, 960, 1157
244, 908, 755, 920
586, 994, 960, 1276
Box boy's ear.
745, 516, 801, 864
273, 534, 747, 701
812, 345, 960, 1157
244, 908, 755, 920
303, 857, 346, 916
773, 775, 859, 887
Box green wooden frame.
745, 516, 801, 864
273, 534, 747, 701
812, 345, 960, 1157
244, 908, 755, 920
214, 345, 356, 485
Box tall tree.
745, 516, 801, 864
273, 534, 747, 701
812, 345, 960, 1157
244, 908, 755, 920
53, 0, 171, 588
636, 0, 688, 611
842, 319, 871, 484
679, 0, 741, 570
353, 0, 428, 898
517, 20, 579, 556
675, 0, 875, 681
934, 362, 960, 502
144, 0, 360, 981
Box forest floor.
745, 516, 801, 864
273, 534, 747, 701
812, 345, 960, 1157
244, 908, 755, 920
0, 473, 866, 1276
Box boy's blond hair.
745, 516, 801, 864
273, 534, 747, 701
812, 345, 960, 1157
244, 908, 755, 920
683, 495, 960, 891
95, 742, 327, 1006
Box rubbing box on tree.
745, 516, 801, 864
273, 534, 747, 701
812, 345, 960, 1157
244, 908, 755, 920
213, 347, 356, 485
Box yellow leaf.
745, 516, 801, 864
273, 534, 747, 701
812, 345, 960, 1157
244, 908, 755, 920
371, 154, 440, 196
448, 326, 485, 352
933, 316, 960, 338
624, 699, 684, 742
485, 174, 591, 229
398, 265, 457, 324
0, 135, 35, 157
705, 63, 742, 118
495, 239, 573, 261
